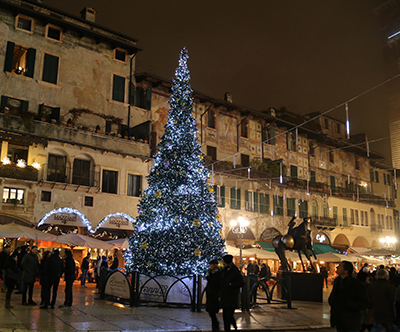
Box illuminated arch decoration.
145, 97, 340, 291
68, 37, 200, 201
94, 212, 136, 233
37, 207, 93, 232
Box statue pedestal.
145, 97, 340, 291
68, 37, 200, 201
278, 272, 324, 302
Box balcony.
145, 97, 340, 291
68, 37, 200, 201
0, 163, 38, 181
370, 224, 383, 233
310, 216, 337, 230
0, 113, 151, 159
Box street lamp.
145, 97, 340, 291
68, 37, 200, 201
230, 216, 249, 271
380, 236, 397, 248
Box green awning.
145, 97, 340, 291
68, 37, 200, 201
258, 242, 337, 254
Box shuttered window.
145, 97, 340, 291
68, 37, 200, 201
112, 74, 125, 102
287, 198, 295, 216
273, 196, 283, 216
42, 53, 59, 84
260, 193, 269, 214
230, 188, 241, 210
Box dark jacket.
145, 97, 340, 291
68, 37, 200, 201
368, 279, 396, 324
328, 276, 368, 331
110, 257, 119, 270
81, 256, 90, 270
4, 255, 19, 282
205, 267, 221, 313
219, 263, 245, 309
21, 252, 39, 284
63, 252, 76, 281
44, 253, 63, 283
0, 250, 9, 270
259, 265, 271, 279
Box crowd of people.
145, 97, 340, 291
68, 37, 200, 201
0, 245, 120, 309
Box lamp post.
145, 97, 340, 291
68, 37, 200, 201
380, 236, 397, 249
230, 216, 249, 271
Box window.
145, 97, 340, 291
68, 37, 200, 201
259, 193, 269, 214
245, 190, 254, 211
127, 174, 141, 197
42, 53, 59, 84
39, 104, 60, 122
206, 146, 217, 161
114, 48, 127, 62
355, 210, 359, 225
7, 144, 28, 163
240, 121, 248, 138
273, 196, 283, 216
84, 196, 94, 207
241, 154, 250, 167
365, 211, 369, 227
3, 42, 36, 77
323, 118, 329, 129
322, 203, 328, 218
342, 207, 348, 226
290, 165, 298, 179
375, 171, 379, 183
355, 157, 360, 170
102, 170, 118, 194
3, 187, 24, 204
330, 175, 336, 188
230, 188, 241, 210
41, 190, 51, 202
360, 211, 364, 226
207, 111, 215, 129
299, 201, 308, 218
16, 15, 33, 32
310, 170, 316, 183
287, 198, 295, 217
287, 133, 296, 151
72, 159, 91, 186
390, 216, 393, 230
312, 201, 318, 218
213, 185, 225, 207
333, 206, 338, 222
0, 96, 29, 115
336, 123, 341, 134
267, 127, 275, 145
309, 143, 315, 157
46, 25, 62, 41
329, 150, 334, 163
253, 192, 258, 213
47, 154, 67, 183
384, 174, 391, 186
112, 74, 126, 103
350, 209, 355, 225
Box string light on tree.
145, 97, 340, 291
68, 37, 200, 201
124, 48, 225, 276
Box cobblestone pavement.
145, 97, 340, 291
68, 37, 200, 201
0, 281, 333, 332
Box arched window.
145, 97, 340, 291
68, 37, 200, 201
311, 201, 318, 218
322, 203, 329, 218
72, 155, 94, 186
370, 208, 375, 225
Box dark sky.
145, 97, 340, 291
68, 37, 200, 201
43, 0, 394, 164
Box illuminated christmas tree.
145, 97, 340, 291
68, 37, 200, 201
125, 48, 225, 276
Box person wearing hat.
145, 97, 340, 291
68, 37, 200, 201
220, 255, 245, 332
205, 259, 222, 332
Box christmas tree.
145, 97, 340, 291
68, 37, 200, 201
125, 48, 225, 276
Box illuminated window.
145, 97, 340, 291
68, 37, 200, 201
7, 144, 28, 163
3, 42, 36, 77
3, 187, 24, 204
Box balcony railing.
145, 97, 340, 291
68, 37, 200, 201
370, 224, 383, 233
310, 216, 337, 229
0, 163, 38, 181
38, 164, 100, 187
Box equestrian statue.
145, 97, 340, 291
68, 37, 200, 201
272, 216, 317, 272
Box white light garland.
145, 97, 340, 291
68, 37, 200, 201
2, 157, 11, 165
32, 161, 41, 170
16, 159, 26, 168
37, 207, 94, 232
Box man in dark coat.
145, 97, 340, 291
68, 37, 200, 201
80, 253, 90, 288
0, 245, 10, 293
368, 269, 397, 332
60, 250, 76, 308
40, 249, 63, 309
4, 252, 19, 308
220, 255, 245, 332
328, 260, 368, 332
20, 246, 39, 306
110, 253, 119, 271
206, 259, 222, 332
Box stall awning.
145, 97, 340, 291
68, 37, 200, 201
257, 241, 275, 252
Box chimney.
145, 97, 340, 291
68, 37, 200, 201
80, 7, 96, 23
224, 92, 233, 103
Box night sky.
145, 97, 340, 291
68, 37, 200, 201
43, 0, 394, 164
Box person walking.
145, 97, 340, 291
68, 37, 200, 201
328, 260, 368, 332
220, 255, 245, 332
99, 256, 109, 299
0, 245, 10, 293
60, 250, 76, 308
3, 252, 20, 308
320, 264, 329, 288
368, 269, 398, 332
39, 251, 51, 306
40, 249, 63, 309
80, 253, 90, 288
16, 245, 27, 294
20, 246, 39, 306
205, 259, 222, 332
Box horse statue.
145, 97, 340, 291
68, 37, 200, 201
272, 216, 317, 272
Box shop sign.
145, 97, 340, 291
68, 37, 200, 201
47, 213, 83, 226
104, 270, 131, 301
99, 215, 134, 231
